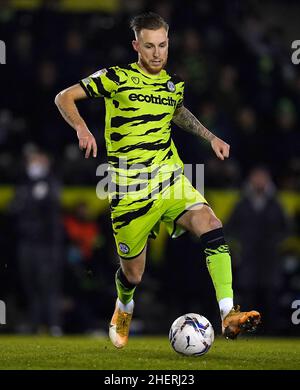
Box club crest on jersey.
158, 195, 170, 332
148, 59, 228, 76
167, 81, 176, 92
131, 76, 139, 84
119, 243, 130, 254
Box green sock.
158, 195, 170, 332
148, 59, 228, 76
115, 269, 136, 305
205, 244, 233, 302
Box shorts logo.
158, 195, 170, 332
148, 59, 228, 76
119, 243, 130, 254
131, 76, 139, 84
167, 81, 176, 92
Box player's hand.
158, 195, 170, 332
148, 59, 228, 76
211, 137, 230, 160
76, 127, 98, 158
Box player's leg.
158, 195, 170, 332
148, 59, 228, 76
176, 205, 233, 314
109, 198, 162, 347
109, 245, 147, 348
115, 244, 147, 306
176, 205, 261, 339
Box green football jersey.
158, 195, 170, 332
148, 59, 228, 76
80, 62, 185, 208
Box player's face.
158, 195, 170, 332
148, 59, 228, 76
132, 27, 169, 75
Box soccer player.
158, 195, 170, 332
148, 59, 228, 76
55, 12, 261, 348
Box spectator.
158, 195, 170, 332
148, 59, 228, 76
226, 166, 290, 334
63, 202, 113, 333
10, 147, 63, 335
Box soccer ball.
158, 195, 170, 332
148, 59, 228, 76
169, 313, 214, 356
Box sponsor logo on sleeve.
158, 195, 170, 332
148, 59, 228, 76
91, 68, 108, 77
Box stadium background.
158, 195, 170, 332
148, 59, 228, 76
0, 0, 299, 338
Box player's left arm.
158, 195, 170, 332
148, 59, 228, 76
172, 105, 230, 160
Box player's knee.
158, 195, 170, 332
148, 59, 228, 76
123, 270, 143, 286
208, 215, 222, 231
189, 209, 222, 235
189, 212, 203, 232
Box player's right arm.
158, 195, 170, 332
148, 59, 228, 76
54, 84, 97, 158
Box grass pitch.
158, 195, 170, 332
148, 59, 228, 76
0, 335, 299, 370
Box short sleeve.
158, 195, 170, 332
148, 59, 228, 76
171, 74, 184, 109
176, 82, 184, 109
79, 66, 122, 99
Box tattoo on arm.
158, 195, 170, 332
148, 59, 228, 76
172, 105, 216, 142
56, 97, 87, 131
57, 102, 76, 128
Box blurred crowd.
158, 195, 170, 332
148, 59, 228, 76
0, 0, 299, 188
0, 1, 300, 336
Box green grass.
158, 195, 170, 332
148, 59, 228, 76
0, 335, 299, 370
